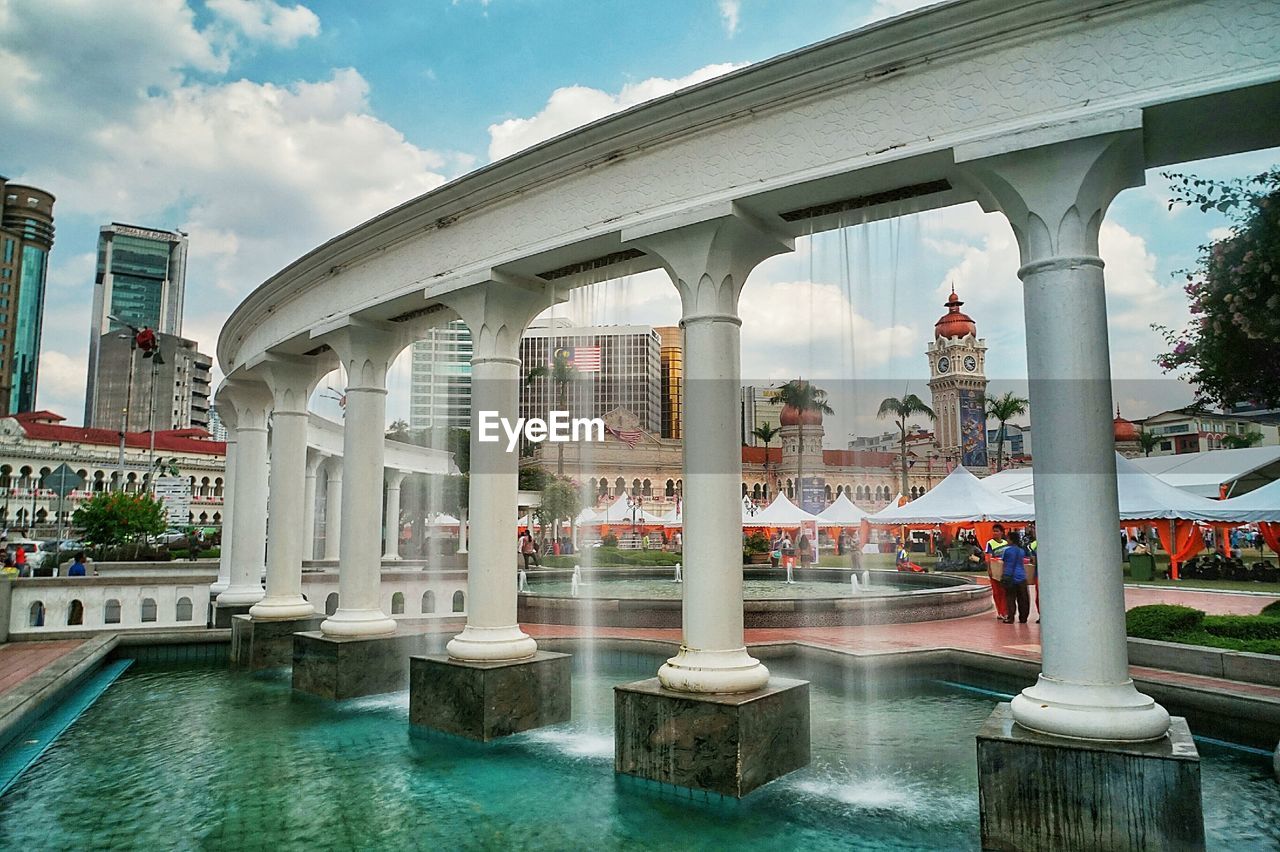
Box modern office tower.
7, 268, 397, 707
656, 325, 683, 439
90, 331, 213, 433
740, 385, 786, 446
84, 223, 188, 426
409, 319, 473, 432
520, 321, 662, 434
926, 288, 989, 467
0, 178, 56, 416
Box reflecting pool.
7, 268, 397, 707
0, 652, 1275, 849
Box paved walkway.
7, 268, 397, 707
0, 640, 86, 699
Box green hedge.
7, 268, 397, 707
541, 548, 681, 569
1125, 604, 1280, 655
1262, 600, 1280, 617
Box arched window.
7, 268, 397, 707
104, 599, 121, 624
741, 483, 748, 497
836, 485, 843, 496
141, 598, 157, 623
214, 477, 224, 498
28, 601, 45, 627
325, 592, 339, 616
421, 590, 435, 614
391, 592, 405, 615
632, 478, 641, 495
598, 478, 609, 498
642, 479, 652, 497
665, 479, 675, 497
451, 590, 465, 613
786, 479, 794, 499
67, 599, 84, 626
176, 597, 193, 622
614, 477, 625, 495
752, 484, 762, 500
675, 479, 683, 495
824, 485, 833, 502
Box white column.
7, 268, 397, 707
251, 356, 330, 620
322, 459, 342, 561
303, 449, 322, 561
382, 470, 406, 561
624, 207, 791, 693
216, 379, 272, 606
319, 322, 405, 637
441, 279, 557, 661
957, 117, 1169, 741
210, 411, 237, 597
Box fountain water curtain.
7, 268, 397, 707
850, 573, 861, 594
517, 568, 528, 593
673, 561, 682, 583
570, 564, 581, 597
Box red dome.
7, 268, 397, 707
935, 289, 977, 339
780, 404, 823, 427
1113, 407, 1140, 442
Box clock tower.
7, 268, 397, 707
926, 289, 989, 467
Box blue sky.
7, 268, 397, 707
2, 0, 1275, 439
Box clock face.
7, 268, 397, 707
937, 356, 950, 374
963, 355, 977, 371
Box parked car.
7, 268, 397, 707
155, 529, 190, 546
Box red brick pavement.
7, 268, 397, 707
0, 640, 86, 698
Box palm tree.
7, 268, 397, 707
775, 379, 834, 507
984, 391, 1029, 471
1136, 427, 1160, 457
1222, 430, 1264, 449
877, 393, 935, 496
524, 350, 577, 476
751, 422, 780, 498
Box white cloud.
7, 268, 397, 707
487, 63, 744, 161
206, 0, 320, 47
36, 350, 88, 416
718, 0, 741, 36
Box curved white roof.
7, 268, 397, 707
745, 494, 820, 527
816, 492, 870, 525
869, 465, 1033, 524
1194, 477, 1280, 523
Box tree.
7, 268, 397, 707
525, 350, 577, 476
775, 379, 834, 507
534, 476, 583, 546
1136, 427, 1161, 457
1154, 167, 1280, 408
72, 491, 167, 557
751, 422, 780, 497
877, 393, 936, 496
386, 419, 412, 442
1222, 430, 1264, 449
984, 391, 1029, 471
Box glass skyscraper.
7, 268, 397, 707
0, 178, 56, 416
84, 223, 187, 427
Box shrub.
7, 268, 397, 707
1125, 605, 1204, 639
1201, 614, 1280, 641
601, 533, 618, 548
1262, 600, 1280, 617
744, 532, 770, 554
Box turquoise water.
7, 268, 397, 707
0, 653, 1276, 850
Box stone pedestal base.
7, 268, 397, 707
614, 677, 810, 798
977, 703, 1204, 851
230, 614, 324, 670
291, 630, 445, 700
213, 603, 253, 629
409, 652, 572, 741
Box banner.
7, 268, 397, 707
799, 475, 826, 515
958, 389, 989, 467
153, 476, 191, 527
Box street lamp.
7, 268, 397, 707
107, 315, 162, 492
627, 494, 643, 544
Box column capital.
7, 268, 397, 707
385, 469, 407, 488
251, 352, 337, 413
436, 275, 563, 362
324, 455, 344, 481
622, 204, 792, 319
311, 318, 417, 393
305, 448, 324, 475
215, 376, 274, 432
954, 118, 1144, 268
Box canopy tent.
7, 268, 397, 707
979, 468, 1035, 504
744, 493, 821, 527
1199, 476, 1280, 523
816, 492, 870, 526
574, 506, 598, 526
1127, 446, 1280, 498
1111, 453, 1229, 521
868, 465, 1034, 525
661, 506, 684, 528
425, 513, 461, 526
584, 494, 668, 526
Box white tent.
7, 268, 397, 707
661, 506, 684, 528
816, 492, 869, 525
575, 506, 598, 526
426, 513, 461, 526
979, 468, 1036, 504
744, 493, 820, 527
869, 465, 1034, 524
1194, 477, 1280, 523
1127, 446, 1280, 498
1112, 453, 1228, 521
585, 494, 668, 526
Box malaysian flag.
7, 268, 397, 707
569, 345, 601, 372
606, 424, 644, 448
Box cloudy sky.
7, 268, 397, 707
2, 0, 1275, 441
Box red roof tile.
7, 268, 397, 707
10, 411, 225, 456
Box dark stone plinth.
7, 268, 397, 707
230, 614, 324, 670
291, 631, 446, 700
613, 677, 810, 798
977, 703, 1204, 851
409, 652, 572, 741
213, 603, 253, 629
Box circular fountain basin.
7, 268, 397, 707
517, 567, 991, 628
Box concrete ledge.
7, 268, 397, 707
614, 676, 810, 798
230, 615, 324, 670
977, 703, 1203, 851
213, 603, 253, 629
0, 634, 118, 752
409, 651, 571, 741
291, 631, 448, 700
1128, 637, 1280, 687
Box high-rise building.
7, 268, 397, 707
409, 319, 473, 432
926, 288, 988, 466
0, 178, 56, 416
89, 331, 213, 433
656, 325, 682, 439
84, 223, 188, 426
520, 322, 662, 434
740, 385, 786, 446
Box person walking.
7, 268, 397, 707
797, 531, 813, 567
985, 524, 1010, 621
519, 530, 540, 570
67, 551, 88, 577
1000, 531, 1031, 623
